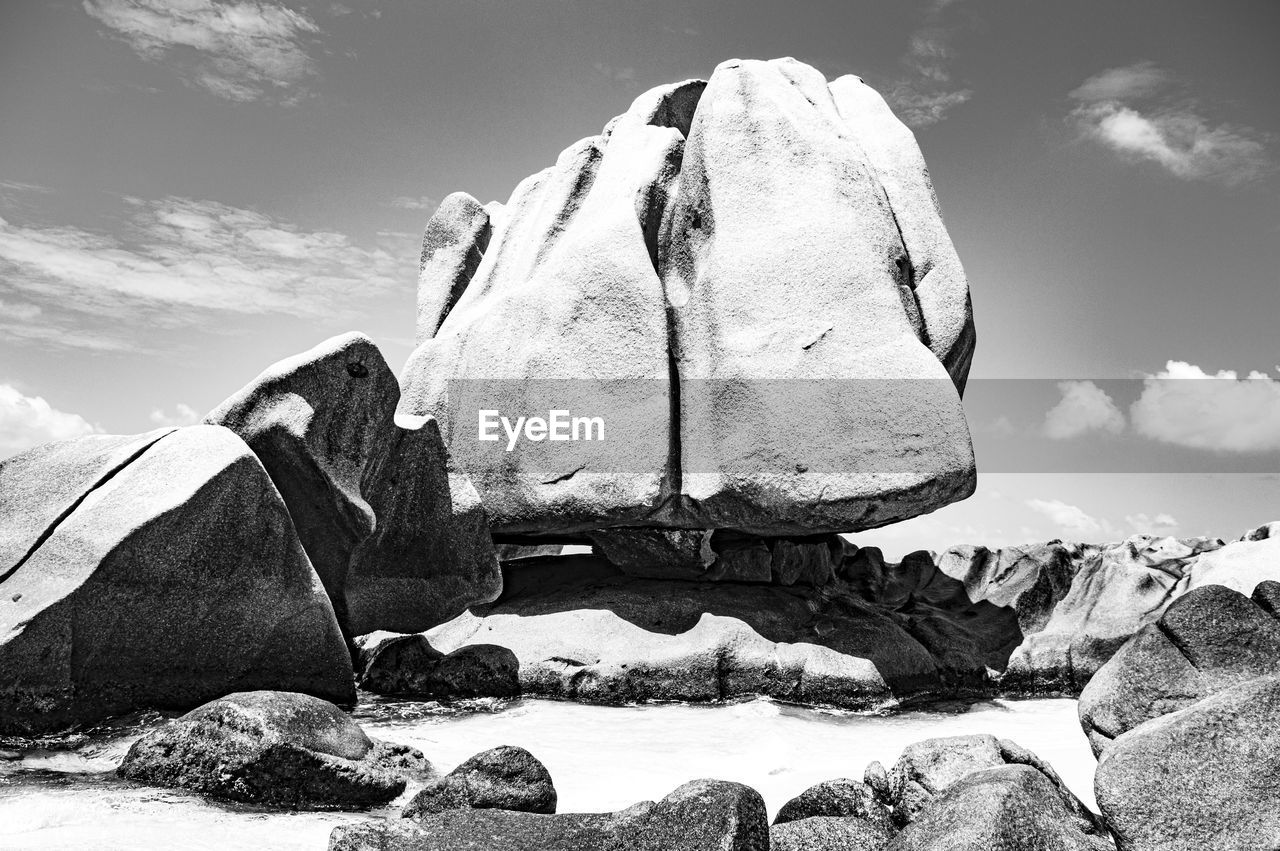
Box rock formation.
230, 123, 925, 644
403, 745, 556, 818
118, 691, 429, 807
400, 57, 976, 537
208, 332, 501, 638
0, 427, 353, 735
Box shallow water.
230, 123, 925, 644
0, 695, 1096, 851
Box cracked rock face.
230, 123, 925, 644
400, 57, 976, 537
0, 427, 354, 735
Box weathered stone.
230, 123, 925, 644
1094, 674, 1280, 851
887, 765, 1111, 851
330, 779, 767, 850
885, 735, 1102, 833
1078, 581, 1280, 754
0, 426, 353, 735
933, 541, 1085, 635
358, 634, 518, 699
403, 745, 555, 818
400, 58, 975, 537
345, 416, 501, 635
118, 691, 428, 808
771, 816, 894, 851
774, 778, 893, 832
587, 528, 715, 579
207, 332, 397, 639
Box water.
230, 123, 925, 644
0, 696, 1096, 851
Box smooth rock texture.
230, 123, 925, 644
119, 691, 428, 807
771, 816, 895, 851
1078, 581, 1280, 754
403, 745, 555, 818
358, 634, 518, 699
1093, 674, 1280, 851
400, 58, 975, 537
207, 332, 397, 638
407, 554, 1018, 709
209, 333, 501, 639
774, 778, 893, 829
885, 734, 1102, 833
331, 779, 768, 851
887, 765, 1112, 851
0, 426, 353, 735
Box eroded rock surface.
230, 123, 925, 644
403, 745, 556, 818
400, 58, 975, 537
118, 691, 429, 807
0, 427, 353, 735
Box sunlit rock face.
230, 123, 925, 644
401, 57, 976, 536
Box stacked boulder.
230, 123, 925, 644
400, 56, 977, 538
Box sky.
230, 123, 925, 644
1, 0, 1277, 555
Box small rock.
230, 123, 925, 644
774, 778, 893, 831
403, 745, 556, 818
118, 691, 429, 808
358, 634, 519, 699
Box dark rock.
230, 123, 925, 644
358, 634, 519, 699
0, 426, 353, 736
345, 416, 501, 635
118, 691, 429, 808
885, 734, 1103, 833
590, 529, 838, 586
771, 816, 894, 851
1093, 674, 1280, 851
207, 332, 398, 640
887, 765, 1111, 850
587, 529, 716, 579
774, 778, 893, 830
330, 778, 767, 850
403, 746, 554, 818
1078, 581, 1280, 754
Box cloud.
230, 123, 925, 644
1043, 380, 1126, 439
1125, 512, 1180, 535
0, 196, 402, 351
389, 196, 439, 212
82, 0, 321, 103
885, 7, 973, 128
1026, 498, 1110, 537
1070, 63, 1272, 186
1130, 360, 1280, 452
149, 403, 201, 427
0, 384, 100, 460
593, 63, 637, 84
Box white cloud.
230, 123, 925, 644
149, 403, 201, 427
1125, 512, 1180, 534
1069, 63, 1271, 186
1130, 361, 1280, 452
1043, 380, 1125, 439
389, 196, 439, 212
1026, 498, 1111, 537
0, 384, 100, 460
83, 0, 320, 103
885, 8, 973, 129
0, 196, 402, 350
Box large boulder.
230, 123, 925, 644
886, 765, 1111, 851
208, 332, 500, 638
774, 778, 893, 827
330, 778, 768, 850
1078, 581, 1280, 754
403, 745, 556, 818
0, 426, 353, 735
118, 691, 429, 807
410, 554, 1018, 709
881, 734, 1102, 833
771, 816, 894, 851
1093, 674, 1280, 851
358, 633, 519, 699
400, 57, 975, 538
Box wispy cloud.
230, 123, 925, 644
884, 1, 972, 128
82, 0, 322, 103
1026, 497, 1110, 537
389, 196, 439, 212
593, 63, 637, 84
149, 403, 201, 427
1069, 62, 1272, 186
1130, 361, 1280, 452
1043, 380, 1125, 439
0, 195, 402, 351
0, 384, 100, 460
